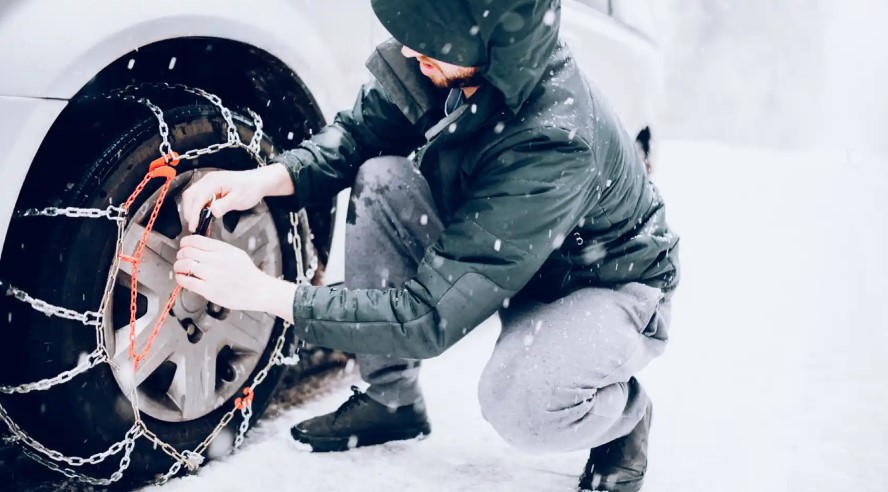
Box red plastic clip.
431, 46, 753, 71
234, 387, 254, 410
147, 152, 180, 180
149, 151, 180, 172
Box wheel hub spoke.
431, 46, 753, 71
168, 342, 218, 419
106, 168, 283, 423
202, 311, 270, 355
112, 315, 182, 387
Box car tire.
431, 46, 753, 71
1, 103, 310, 486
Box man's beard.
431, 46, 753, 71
432, 68, 484, 89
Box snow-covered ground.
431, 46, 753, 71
143, 140, 888, 492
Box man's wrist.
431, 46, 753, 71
254, 274, 298, 324
257, 162, 296, 197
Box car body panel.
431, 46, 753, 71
562, 0, 662, 140
0, 0, 373, 111
0, 96, 68, 257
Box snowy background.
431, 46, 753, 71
653, 0, 888, 154
144, 2, 888, 491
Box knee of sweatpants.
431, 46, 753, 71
349, 157, 418, 223
479, 369, 636, 452
352, 157, 416, 201
478, 359, 615, 453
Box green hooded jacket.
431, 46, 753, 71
274, 0, 680, 359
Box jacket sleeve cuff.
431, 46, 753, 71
270, 150, 311, 211
292, 283, 317, 320
291, 283, 323, 345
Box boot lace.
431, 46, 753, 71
334, 386, 368, 418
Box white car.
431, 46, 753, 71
0, 0, 661, 486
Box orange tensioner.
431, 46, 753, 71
118, 152, 183, 371
235, 388, 255, 410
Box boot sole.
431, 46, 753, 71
578, 475, 644, 492
290, 423, 431, 453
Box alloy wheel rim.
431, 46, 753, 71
105, 168, 282, 422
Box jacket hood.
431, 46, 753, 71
371, 0, 561, 114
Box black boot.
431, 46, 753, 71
578, 401, 652, 492
291, 386, 431, 452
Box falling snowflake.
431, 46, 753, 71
543, 10, 557, 26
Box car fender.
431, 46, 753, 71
0, 0, 364, 115
561, 2, 663, 139
0, 0, 374, 258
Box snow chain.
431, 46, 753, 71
0, 83, 316, 486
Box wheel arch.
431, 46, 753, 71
3, 36, 343, 266
0, 1, 372, 260
0, 0, 353, 109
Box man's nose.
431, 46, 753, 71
401, 45, 420, 59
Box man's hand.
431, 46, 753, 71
175, 235, 297, 322
181, 163, 294, 233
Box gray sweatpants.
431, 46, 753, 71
346, 156, 671, 452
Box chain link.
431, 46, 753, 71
0, 402, 141, 470
1, 82, 314, 486
247, 108, 265, 156
14, 205, 126, 221
101, 90, 174, 160
179, 141, 237, 160
155, 459, 184, 487
233, 403, 253, 451
0, 348, 106, 394
6, 284, 102, 327
95, 219, 126, 367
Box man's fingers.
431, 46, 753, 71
182, 175, 223, 232
176, 273, 206, 294
182, 184, 204, 233
180, 234, 227, 251
176, 246, 211, 262
210, 194, 236, 219
173, 258, 203, 277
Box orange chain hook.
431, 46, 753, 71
118, 153, 183, 370
234, 388, 255, 410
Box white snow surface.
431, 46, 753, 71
143, 140, 888, 492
